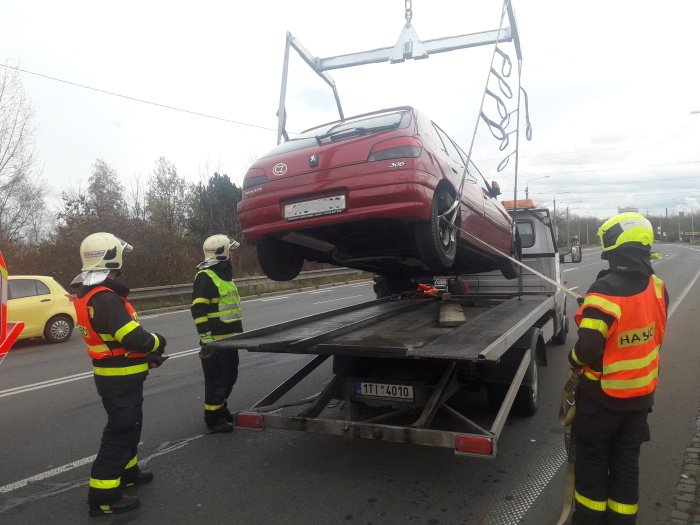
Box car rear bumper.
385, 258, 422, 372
239, 174, 436, 242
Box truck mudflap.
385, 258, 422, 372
234, 348, 533, 458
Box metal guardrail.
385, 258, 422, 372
129, 268, 368, 301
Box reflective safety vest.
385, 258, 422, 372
574, 275, 666, 398
196, 269, 242, 340
75, 286, 147, 360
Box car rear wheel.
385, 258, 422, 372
44, 315, 74, 344
415, 188, 458, 271
257, 238, 304, 281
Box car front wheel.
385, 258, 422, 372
415, 188, 458, 271
44, 315, 74, 344
257, 238, 305, 281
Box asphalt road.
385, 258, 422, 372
1, 244, 699, 525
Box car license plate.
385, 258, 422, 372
434, 278, 447, 287
284, 195, 346, 220
355, 382, 414, 401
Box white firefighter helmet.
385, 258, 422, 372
197, 234, 240, 270
71, 232, 133, 286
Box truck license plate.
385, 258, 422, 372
284, 195, 346, 220
355, 382, 414, 401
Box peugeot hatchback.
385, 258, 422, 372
238, 106, 519, 281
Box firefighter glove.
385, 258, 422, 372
147, 350, 169, 369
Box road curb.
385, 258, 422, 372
670, 408, 700, 523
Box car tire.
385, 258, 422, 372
500, 230, 522, 280
552, 313, 569, 345
415, 188, 458, 271
257, 238, 304, 281
44, 315, 74, 344
373, 274, 413, 299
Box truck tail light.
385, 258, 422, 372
235, 412, 264, 429
368, 137, 423, 162
455, 435, 493, 455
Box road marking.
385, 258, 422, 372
0, 434, 204, 498
668, 264, 700, 319
140, 281, 373, 319
259, 295, 291, 301
0, 347, 263, 399
312, 294, 363, 305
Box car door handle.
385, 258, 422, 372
40, 299, 51, 302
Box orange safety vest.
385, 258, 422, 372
74, 286, 146, 360
574, 275, 666, 399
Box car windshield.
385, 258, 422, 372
261, 110, 411, 158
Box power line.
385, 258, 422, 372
2, 63, 280, 133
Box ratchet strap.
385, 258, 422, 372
555, 369, 579, 525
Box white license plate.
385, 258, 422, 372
434, 279, 447, 286
355, 382, 414, 401
284, 195, 346, 220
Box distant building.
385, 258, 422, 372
618, 206, 639, 213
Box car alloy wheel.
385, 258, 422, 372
45, 316, 74, 344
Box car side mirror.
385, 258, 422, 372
571, 245, 582, 263
490, 181, 502, 197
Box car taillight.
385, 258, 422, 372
243, 168, 268, 190
368, 137, 423, 162
455, 435, 493, 456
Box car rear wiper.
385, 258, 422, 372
315, 127, 367, 145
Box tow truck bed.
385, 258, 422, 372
212, 295, 553, 362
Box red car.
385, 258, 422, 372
238, 106, 519, 282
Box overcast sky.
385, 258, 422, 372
1, 0, 699, 222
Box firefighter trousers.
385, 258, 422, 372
200, 348, 239, 425
572, 393, 650, 525
88, 374, 146, 506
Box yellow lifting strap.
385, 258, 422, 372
556, 369, 579, 525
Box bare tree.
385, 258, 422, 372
146, 156, 188, 234
0, 66, 46, 244
127, 173, 148, 221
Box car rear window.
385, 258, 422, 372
262, 110, 412, 158
36, 281, 50, 295
9, 279, 39, 299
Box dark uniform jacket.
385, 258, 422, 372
77, 278, 160, 370
570, 253, 669, 411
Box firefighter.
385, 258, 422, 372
72, 232, 168, 517
191, 235, 243, 433
568, 212, 669, 525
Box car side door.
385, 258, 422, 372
8, 279, 53, 337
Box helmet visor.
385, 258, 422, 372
117, 238, 133, 253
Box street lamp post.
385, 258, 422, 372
525, 175, 550, 198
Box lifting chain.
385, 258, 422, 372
404, 0, 413, 25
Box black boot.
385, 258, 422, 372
207, 420, 234, 433
89, 495, 140, 517
121, 471, 154, 488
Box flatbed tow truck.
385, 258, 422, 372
211, 203, 582, 458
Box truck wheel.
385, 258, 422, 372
552, 314, 569, 345
514, 358, 539, 416
257, 238, 304, 281
44, 315, 73, 344
415, 188, 458, 270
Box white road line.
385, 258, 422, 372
0, 434, 205, 496
0, 347, 228, 398
312, 294, 363, 305
259, 295, 290, 301
668, 264, 700, 318
140, 281, 373, 319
